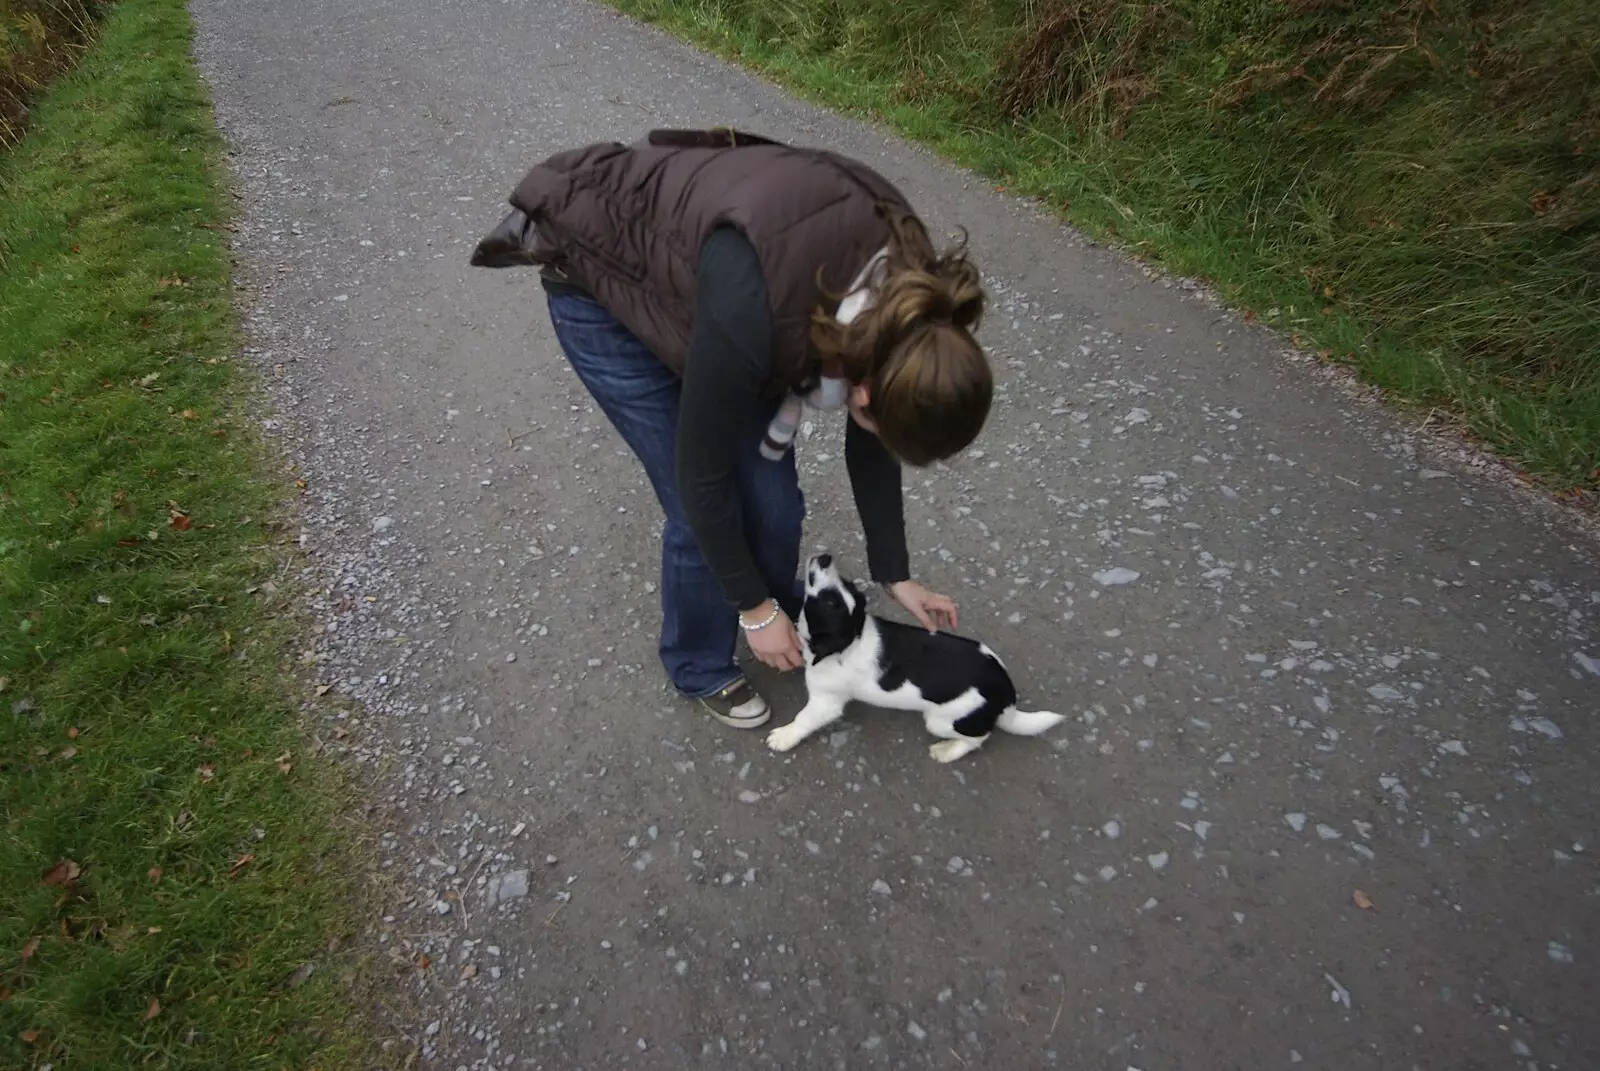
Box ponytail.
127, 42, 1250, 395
811, 208, 993, 466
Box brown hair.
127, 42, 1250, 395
810, 209, 993, 467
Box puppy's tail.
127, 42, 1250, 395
996, 707, 1066, 736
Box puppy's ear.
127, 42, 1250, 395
802, 590, 859, 662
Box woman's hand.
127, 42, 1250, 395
741, 601, 804, 671
887, 580, 958, 632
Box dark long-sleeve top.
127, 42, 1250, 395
651, 226, 914, 609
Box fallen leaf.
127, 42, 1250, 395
1353, 889, 1375, 911
66, 727, 79, 739
139, 372, 160, 388
21, 936, 40, 964
146, 927, 161, 935
460, 963, 477, 980
1530, 190, 1556, 216
20, 1028, 39, 1043
415, 953, 431, 970
314, 684, 331, 697
175, 809, 194, 831
147, 867, 162, 883
59, 746, 77, 760
156, 275, 186, 288
275, 752, 293, 775
41, 860, 81, 887
196, 764, 215, 782
227, 853, 255, 878
144, 997, 161, 1020
168, 509, 192, 531
178, 409, 199, 420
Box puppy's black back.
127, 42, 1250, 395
875, 620, 1018, 709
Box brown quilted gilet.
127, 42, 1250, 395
503, 128, 912, 393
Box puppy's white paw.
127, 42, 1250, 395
929, 738, 980, 764
766, 724, 808, 753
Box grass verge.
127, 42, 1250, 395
608, 0, 1598, 498
0, 0, 369, 1067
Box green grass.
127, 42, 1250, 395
609, 0, 1599, 495
0, 0, 371, 1067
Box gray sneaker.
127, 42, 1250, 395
695, 677, 770, 729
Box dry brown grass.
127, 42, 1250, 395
996, 0, 1168, 134
1, 0, 104, 146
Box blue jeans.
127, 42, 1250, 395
546, 288, 805, 697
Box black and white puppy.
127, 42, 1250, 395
767, 553, 1066, 763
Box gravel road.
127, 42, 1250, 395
188, 1, 1599, 1067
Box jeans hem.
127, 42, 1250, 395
677, 671, 747, 701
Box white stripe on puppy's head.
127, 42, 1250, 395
804, 553, 854, 609
801, 552, 866, 662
